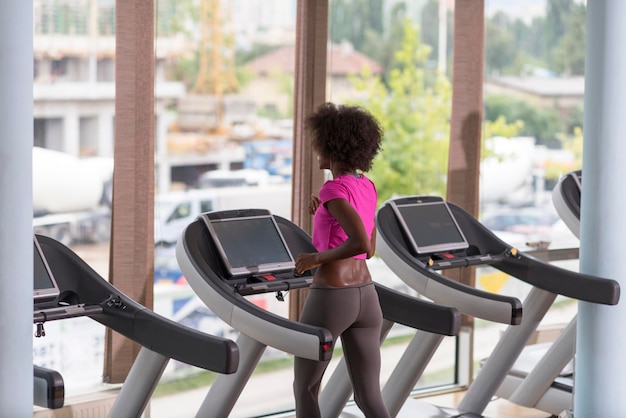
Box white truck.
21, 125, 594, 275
32, 147, 113, 246
154, 184, 292, 246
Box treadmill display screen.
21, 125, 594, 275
202, 213, 295, 277
390, 200, 469, 255
34, 236, 60, 304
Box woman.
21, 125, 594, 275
293, 102, 390, 418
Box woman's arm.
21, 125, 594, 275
367, 223, 376, 259
324, 198, 371, 260
295, 198, 370, 273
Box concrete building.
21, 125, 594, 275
33, 0, 189, 159
31, 0, 253, 192
484, 76, 584, 119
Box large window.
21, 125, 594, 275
32, 1, 583, 417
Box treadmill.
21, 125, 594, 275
375, 195, 619, 417
480, 169, 584, 414
32, 234, 239, 416
552, 169, 582, 239
176, 208, 464, 418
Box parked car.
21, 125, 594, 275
480, 206, 559, 248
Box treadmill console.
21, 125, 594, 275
385, 196, 514, 270
33, 235, 61, 308
199, 208, 315, 296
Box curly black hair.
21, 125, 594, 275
305, 102, 383, 172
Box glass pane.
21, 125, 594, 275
33, 0, 114, 396
152, 1, 297, 417
474, 0, 585, 413
326, 0, 459, 401
31, 0, 588, 416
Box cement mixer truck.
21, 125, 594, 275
32, 147, 113, 246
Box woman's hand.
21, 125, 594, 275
295, 252, 320, 275
309, 194, 321, 215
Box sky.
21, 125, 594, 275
484, 0, 546, 23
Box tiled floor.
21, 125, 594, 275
424, 391, 554, 418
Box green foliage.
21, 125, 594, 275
165, 52, 199, 90
561, 127, 583, 161
329, 0, 384, 52
349, 20, 451, 205
273, 70, 294, 119
545, 0, 574, 50
551, 2, 586, 76
485, 18, 518, 75
342, 0, 410, 87
420, 0, 453, 77
483, 116, 524, 142
166, 52, 253, 93
484, 94, 561, 146
564, 106, 584, 136
533, 128, 582, 185
156, 0, 198, 38
235, 67, 255, 91
484, 0, 586, 76
481, 116, 525, 161
510, 52, 545, 76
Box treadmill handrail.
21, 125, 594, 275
374, 282, 461, 336
34, 365, 64, 409
447, 202, 620, 305
36, 235, 239, 374
376, 203, 523, 325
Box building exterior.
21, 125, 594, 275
243, 42, 384, 114
484, 76, 584, 119
32, 0, 384, 193
33, 0, 190, 160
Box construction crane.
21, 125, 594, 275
191, 0, 238, 133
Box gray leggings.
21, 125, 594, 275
293, 282, 390, 418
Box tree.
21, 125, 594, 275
360, 1, 407, 86
329, 0, 423, 90
329, 0, 384, 52
545, 0, 573, 50
349, 20, 524, 205
349, 20, 452, 204
551, 2, 586, 75
485, 16, 518, 75
420, 0, 453, 76
484, 94, 561, 146
483, 116, 524, 143
483, 0, 587, 76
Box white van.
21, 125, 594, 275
154, 185, 292, 246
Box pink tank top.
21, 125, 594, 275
312, 174, 377, 259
